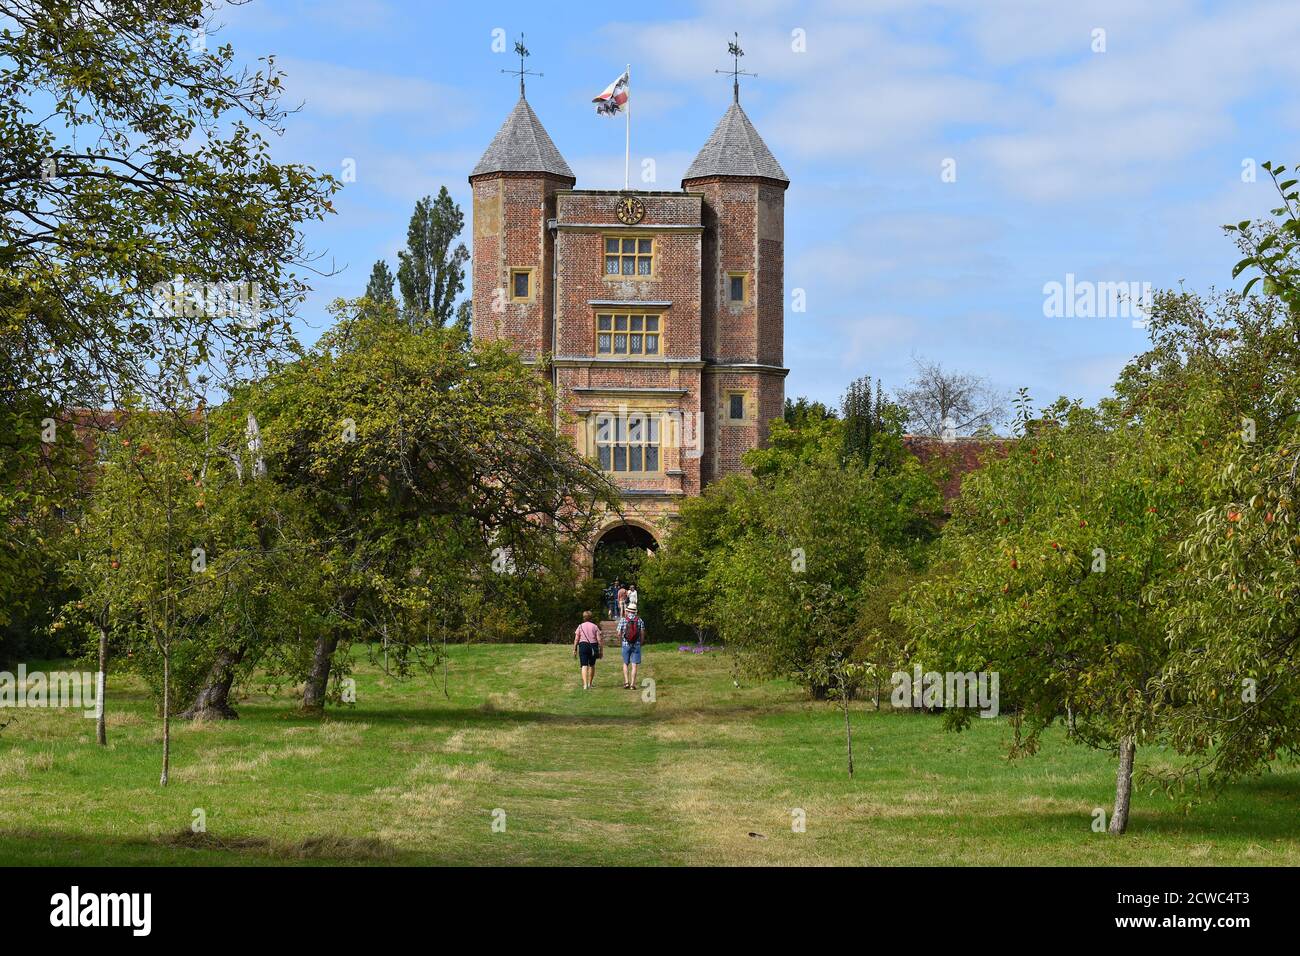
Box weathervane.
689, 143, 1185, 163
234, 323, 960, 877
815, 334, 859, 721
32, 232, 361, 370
501, 33, 542, 98
714, 32, 756, 103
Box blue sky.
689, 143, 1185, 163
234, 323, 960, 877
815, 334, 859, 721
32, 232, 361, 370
215, 0, 1300, 411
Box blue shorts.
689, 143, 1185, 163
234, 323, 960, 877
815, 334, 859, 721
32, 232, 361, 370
578, 642, 599, 667
621, 641, 642, 665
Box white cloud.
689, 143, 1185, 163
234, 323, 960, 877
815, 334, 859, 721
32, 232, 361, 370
602, 0, 1300, 202
769, 73, 1005, 161
218, 0, 402, 36
358, 150, 480, 204
223, 0, 1300, 408
791, 208, 1010, 299
278, 57, 473, 122
569, 149, 696, 192
971, 1, 1300, 199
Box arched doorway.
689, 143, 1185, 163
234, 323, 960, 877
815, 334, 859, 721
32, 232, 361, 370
593, 523, 658, 603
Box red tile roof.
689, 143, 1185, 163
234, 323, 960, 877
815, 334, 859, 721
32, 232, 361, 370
903, 435, 1011, 504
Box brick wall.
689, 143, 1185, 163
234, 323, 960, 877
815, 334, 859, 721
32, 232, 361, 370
553, 190, 706, 507
756, 183, 786, 369
553, 191, 703, 361
469, 171, 572, 361
684, 175, 788, 480
700, 369, 785, 481
469, 172, 787, 544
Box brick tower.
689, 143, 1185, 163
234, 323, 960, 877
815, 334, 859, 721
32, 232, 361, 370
682, 95, 790, 485
468, 83, 789, 555
468, 94, 575, 361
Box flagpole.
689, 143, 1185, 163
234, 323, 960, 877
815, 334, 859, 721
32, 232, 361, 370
623, 64, 631, 191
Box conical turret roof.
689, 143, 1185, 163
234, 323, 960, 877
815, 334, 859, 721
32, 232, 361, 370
682, 101, 788, 184
470, 96, 574, 180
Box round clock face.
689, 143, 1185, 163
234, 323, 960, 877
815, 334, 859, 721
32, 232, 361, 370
616, 196, 646, 225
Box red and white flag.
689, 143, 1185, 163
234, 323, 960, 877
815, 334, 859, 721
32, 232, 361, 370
593, 70, 629, 116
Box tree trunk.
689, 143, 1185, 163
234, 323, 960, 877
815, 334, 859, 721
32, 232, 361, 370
96, 625, 108, 746
842, 690, 855, 777
301, 631, 340, 715
1108, 735, 1136, 835
180, 644, 246, 720
159, 650, 171, 787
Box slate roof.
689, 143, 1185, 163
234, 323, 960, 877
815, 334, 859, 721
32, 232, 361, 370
682, 101, 789, 184
470, 96, 575, 180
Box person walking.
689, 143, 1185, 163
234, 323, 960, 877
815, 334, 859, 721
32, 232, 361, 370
616, 581, 629, 619
573, 610, 603, 691
618, 604, 646, 690
604, 580, 619, 619
627, 583, 639, 612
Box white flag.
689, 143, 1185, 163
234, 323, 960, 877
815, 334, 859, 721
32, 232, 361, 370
593, 70, 629, 116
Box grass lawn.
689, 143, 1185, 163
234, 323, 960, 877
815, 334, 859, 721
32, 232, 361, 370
2, 642, 1298, 866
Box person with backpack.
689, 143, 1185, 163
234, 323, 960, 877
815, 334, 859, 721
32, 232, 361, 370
618, 604, 646, 690
573, 610, 603, 691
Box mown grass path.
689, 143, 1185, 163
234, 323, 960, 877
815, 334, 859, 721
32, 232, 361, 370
3, 643, 1298, 865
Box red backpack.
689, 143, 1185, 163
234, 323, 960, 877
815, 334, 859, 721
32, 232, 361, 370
624, 618, 640, 644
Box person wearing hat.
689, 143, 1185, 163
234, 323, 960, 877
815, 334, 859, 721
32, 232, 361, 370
618, 603, 646, 690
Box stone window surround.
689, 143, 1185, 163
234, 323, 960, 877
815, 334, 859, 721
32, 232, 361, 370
595, 310, 663, 357
725, 389, 752, 425
509, 267, 534, 303
591, 408, 663, 474
573, 389, 695, 481
603, 233, 655, 279
727, 270, 749, 304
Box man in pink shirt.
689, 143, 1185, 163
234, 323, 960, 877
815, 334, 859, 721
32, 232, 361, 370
573, 610, 603, 690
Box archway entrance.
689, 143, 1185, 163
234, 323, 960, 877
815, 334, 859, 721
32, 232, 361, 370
593, 523, 658, 616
